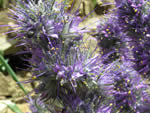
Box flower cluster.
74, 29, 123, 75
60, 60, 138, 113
4, 0, 150, 113
7, 0, 117, 112
110, 62, 149, 113
97, 61, 150, 113
116, 0, 146, 41
114, 0, 150, 79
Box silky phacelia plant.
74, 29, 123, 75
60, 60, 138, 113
3, 0, 150, 113
6, 0, 115, 112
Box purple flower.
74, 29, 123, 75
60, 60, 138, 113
96, 18, 123, 64
3, 0, 150, 113
116, 0, 145, 40
8, 0, 85, 58
114, 0, 150, 80
108, 61, 150, 113
27, 45, 114, 112
131, 39, 150, 78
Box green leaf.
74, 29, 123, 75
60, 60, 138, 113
2, 101, 23, 113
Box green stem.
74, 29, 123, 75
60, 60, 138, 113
0, 54, 28, 95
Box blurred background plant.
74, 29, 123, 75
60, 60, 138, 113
0, 0, 4, 9
0, 0, 16, 9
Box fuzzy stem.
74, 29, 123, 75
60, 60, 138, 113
0, 53, 28, 95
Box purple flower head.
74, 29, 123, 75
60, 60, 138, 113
116, 0, 146, 40
131, 39, 150, 79
3, 0, 150, 113
91, 59, 150, 113
8, 0, 85, 58
114, 0, 150, 80
96, 17, 123, 64
105, 60, 150, 113
30, 44, 123, 113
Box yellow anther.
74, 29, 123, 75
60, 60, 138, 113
60, 79, 64, 86
125, 20, 128, 23
96, 75, 99, 78
55, 11, 59, 14
117, 88, 120, 91
99, 96, 101, 99
108, 32, 111, 34
90, 73, 94, 75
131, 46, 134, 49
65, 20, 69, 23
32, 76, 37, 80
62, 41, 65, 43
106, 29, 109, 31
134, 9, 137, 13
83, 81, 87, 85
127, 80, 130, 83
51, 47, 55, 50
128, 90, 131, 94
109, 103, 113, 106
56, 48, 59, 50
120, 106, 123, 109
117, 65, 120, 68
54, 52, 57, 55
124, 6, 126, 9
61, 20, 65, 23
97, 1, 103, 5
147, 2, 150, 5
